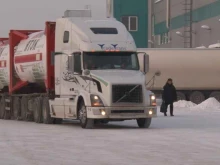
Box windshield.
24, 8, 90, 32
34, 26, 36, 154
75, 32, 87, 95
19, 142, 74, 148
83, 52, 139, 70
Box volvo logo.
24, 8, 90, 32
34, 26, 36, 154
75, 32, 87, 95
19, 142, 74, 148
98, 44, 105, 49
111, 44, 118, 49
124, 92, 130, 97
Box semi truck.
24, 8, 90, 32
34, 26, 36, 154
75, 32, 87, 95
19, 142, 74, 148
0, 10, 157, 129
138, 48, 220, 104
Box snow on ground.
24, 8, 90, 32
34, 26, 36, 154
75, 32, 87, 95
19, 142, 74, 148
191, 98, 220, 111
170, 98, 220, 112
174, 100, 196, 108
0, 99, 220, 165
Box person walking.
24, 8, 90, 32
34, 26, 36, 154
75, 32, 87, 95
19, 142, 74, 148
162, 78, 177, 116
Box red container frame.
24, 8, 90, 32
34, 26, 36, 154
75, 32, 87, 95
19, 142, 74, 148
9, 21, 56, 94
0, 38, 8, 45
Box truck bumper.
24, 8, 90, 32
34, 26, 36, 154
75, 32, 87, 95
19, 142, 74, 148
86, 106, 157, 119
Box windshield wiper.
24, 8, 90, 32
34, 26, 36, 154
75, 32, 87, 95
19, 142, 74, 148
115, 85, 140, 103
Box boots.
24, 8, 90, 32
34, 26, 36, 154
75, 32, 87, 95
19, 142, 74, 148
170, 103, 174, 116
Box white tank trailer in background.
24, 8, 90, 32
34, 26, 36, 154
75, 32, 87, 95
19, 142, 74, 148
138, 48, 220, 104
0, 10, 157, 129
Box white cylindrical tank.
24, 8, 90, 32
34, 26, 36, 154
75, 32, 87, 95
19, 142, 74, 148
0, 42, 10, 89
14, 31, 47, 83
138, 48, 220, 90
0, 31, 47, 90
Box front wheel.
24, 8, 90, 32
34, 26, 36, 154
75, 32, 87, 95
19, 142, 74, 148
136, 118, 152, 128
78, 101, 94, 129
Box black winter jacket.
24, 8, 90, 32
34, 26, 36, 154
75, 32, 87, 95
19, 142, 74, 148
162, 83, 177, 104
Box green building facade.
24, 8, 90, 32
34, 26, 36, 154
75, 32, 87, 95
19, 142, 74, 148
113, 0, 148, 48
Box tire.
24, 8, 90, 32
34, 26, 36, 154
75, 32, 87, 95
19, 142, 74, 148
33, 97, 43, 123
3, 97, 11, 120
189, 91, 205, 104
42, 97, 54, 124
100, 120, 109, 124
0, 97, 5, 119
13, 97, 21, 120
78, 101, 94, 129
53, 118, 63, 124
4, 109, 11, 120
210, 91, 220, 102
136, 118, 152, 128
21, 96, 29, 121
176, 92, 186, 101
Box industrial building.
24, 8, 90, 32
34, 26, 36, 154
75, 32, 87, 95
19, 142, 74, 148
112, 0, 220, 48
113, 0, 148, 48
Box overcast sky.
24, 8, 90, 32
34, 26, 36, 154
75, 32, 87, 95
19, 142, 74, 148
0, 0, 107, 36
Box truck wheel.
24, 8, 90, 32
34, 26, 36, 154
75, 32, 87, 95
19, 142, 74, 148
100, 120, 109, 124
177, 92, 186, 101
4, 109, 11, 120
3, 97, 11, 120
78, 101, 94, 129
136, 118, 152, 128
189, 91, 205, 104
0, 97, 5, 119
33, 97, 43, 123
13, 97, 21, 120
53, 118, 63, 124
21, 96, 29, 121
210, 91, 220, 102
42, 97, 54, 124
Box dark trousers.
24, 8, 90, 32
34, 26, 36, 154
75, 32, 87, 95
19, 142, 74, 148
164, 102, 174, 115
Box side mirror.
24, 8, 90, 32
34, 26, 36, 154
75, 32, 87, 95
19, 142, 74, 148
68, 55, 74, 73
137, 52, 149, 74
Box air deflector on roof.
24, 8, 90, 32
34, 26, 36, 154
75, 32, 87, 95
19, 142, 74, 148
90, 28, 118, 34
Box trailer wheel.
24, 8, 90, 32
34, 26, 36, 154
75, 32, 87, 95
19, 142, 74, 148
42, 97, 54, 124
33, 97, 43, 123
210, 91, 220, 102
4, 97, 11, 120
21, 96, 29, 121
13, 97, 21, 120
0, 97, 5, 119
177, 92, 186, 101
78, 101, 94, 129
189, 91, 205, 104
136, 118, 152, 128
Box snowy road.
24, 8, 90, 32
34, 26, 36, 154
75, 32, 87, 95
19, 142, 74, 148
0, 108, 220, 165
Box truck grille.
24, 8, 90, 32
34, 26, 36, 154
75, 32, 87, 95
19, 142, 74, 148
112, 85, 143, 103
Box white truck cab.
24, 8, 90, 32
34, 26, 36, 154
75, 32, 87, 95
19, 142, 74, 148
50, 10, 157, 129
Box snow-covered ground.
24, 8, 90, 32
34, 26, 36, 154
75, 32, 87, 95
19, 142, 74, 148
0, 98, 220, 165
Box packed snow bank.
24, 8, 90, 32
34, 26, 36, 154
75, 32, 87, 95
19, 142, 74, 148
164, 98, 220, 111
191, 97, 220, 110
173, 100, 196, 108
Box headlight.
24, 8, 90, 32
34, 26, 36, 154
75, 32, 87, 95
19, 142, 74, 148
150, 94, 156, 106
151, 95, 156, 100
90, 94, 104, 107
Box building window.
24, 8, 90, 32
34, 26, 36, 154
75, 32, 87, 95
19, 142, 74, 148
121, 16, 138, 31
157, 32, 170, 45
164, 32, 170, 43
